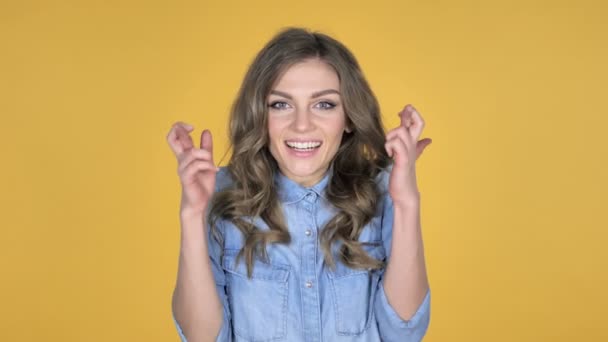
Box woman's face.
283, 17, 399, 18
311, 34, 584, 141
267, 58, 348, 187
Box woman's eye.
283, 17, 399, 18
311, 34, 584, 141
268, 101, 289, 110
267, 101, 336, 110
316, 101, 336, 110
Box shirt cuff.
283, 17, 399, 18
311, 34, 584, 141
375, 282, 431, 331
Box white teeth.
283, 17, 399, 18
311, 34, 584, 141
285, 141, 321, 150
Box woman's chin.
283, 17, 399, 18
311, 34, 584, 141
281, 164, 330, 184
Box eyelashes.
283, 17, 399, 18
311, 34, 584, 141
267, 101, 337, 110
316, 101, 337, 110
267, 101, 290, 110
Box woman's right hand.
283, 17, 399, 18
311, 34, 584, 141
166, 121, 218, 216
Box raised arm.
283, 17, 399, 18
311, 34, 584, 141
376, 105, 432, 341
167, 123, 228, 341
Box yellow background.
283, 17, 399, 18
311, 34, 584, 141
1, 0, 606, 341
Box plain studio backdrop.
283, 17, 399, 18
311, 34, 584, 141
1, 0, 606, 341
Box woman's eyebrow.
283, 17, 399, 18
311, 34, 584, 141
269, 89, 341, 100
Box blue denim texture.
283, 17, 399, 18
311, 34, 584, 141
173, 166, 431, 341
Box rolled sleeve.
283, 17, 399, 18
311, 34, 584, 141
374, 282, 431, 341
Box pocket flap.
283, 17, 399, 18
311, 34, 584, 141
222, 251, 290, 282
326, 244, 386, 278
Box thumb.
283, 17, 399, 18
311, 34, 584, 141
415, 138, 432, 160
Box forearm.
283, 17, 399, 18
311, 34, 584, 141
172, 209, 223, 342
382, 198, 430, 321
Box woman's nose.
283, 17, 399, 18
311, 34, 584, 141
291, 109, 313, 132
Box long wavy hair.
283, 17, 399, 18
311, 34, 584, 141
209, 27, 391, 278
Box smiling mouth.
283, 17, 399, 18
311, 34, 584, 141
284, 140, 322, 151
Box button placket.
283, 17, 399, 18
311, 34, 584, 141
298, 192, 322, 339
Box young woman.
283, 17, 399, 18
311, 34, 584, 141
168, 27, 433, 342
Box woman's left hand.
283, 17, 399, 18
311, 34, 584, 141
385, 104, 432, 207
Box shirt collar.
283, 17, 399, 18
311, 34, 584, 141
275, 167, 332, 204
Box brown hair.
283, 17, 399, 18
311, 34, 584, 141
209, 27, 391, 277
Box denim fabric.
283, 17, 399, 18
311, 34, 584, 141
173, 166, 431, 342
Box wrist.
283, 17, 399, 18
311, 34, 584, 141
392, 192, 421, 210
180, 206, 206, 220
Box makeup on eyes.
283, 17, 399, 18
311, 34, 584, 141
267, 100, 338, 110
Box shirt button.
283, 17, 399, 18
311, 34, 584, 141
305, 229, 312, 236
305, 281, 313, 288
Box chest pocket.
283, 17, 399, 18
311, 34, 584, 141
222, 249, 290, 342
326, 244, 386, 336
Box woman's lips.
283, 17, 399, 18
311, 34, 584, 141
284, 140, 322, 149
284, 140, 322, 157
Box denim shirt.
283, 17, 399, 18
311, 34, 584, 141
173, 166, 431, 342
